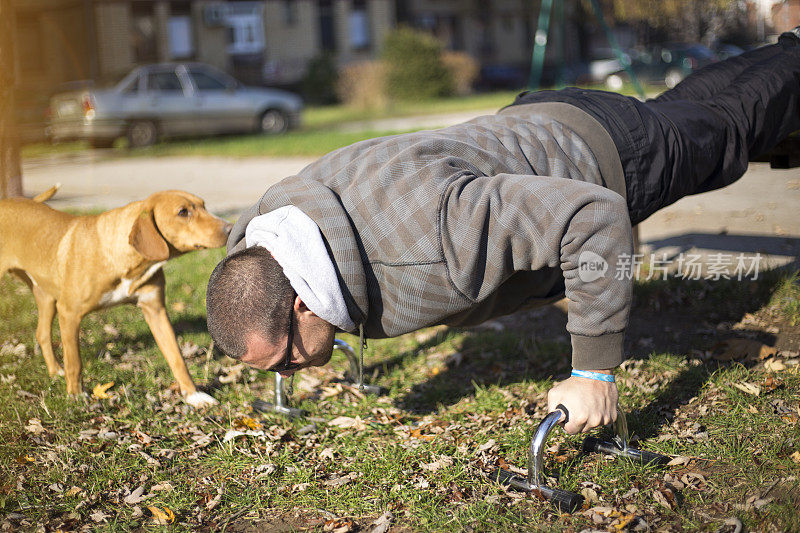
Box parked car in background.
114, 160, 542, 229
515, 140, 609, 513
603, 43, 718, 90
48, 63, 303, 148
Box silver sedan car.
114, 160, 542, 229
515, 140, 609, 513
48, 62, 303, 148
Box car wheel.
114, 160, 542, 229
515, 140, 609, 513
259, 109, 288, 135
127, 120, 158, 148
665, 69, 685, 89
605, 73, 625, 91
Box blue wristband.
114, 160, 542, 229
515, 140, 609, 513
571, 369, 615, 382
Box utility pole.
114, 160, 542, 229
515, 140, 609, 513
0, 0, 24, 199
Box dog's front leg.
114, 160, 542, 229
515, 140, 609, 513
136, 281, 218, 408
56, 305, 84, 395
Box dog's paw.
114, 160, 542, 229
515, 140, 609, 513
185, 391, 219, 408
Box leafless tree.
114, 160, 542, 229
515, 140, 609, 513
0, 0, 24, 199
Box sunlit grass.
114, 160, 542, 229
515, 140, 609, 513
2, 245, 798, 530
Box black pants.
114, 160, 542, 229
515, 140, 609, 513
508, 33, 800, 225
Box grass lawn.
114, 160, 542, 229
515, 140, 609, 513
21, 85, 662, 160
1, 245, 799, 531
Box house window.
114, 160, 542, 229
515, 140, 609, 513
283, 0, 298, 25
318, 0, 336, 51
225, 3, 265, 55
132, 3, 157, 63
168, 16, 195, 58
349, 0, 370, 50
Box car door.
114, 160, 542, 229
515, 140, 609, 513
138, 66, 196, 136
186, 66, 255, 134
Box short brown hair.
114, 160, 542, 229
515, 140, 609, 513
206, 247, 294, 359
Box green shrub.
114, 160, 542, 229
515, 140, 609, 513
301, 52, 340, 105
381, 27, 454, 101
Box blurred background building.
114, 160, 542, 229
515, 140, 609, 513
8, 0, 800, 142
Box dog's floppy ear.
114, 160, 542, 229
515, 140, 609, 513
129, 210, 170, 261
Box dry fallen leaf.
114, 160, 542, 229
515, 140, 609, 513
123, 485, 151, 505
666, 455, 690, 466
323, 517, 357, 533
328, 416, 366, 431
732, 382, 761, 396
148, 505, 175, 524
653, 488, 676, 510
477, 439, 497, 452
409, 428, 435, 441
92, 381, 115, 399
764, 358, 787, 372
218, 363, 245, 384
420, 455, 453, 472
681, 472, 707, 490
323, 472, 359, 487
66, 486, 85, 497
611, 513, 637, 531
234, 416, 263, 430
580, 487, 599, 503
366, 511, 393, 533
25, 418, 44, 435
790, 451, 800, 464
206, 486, 224, 511
319, 447, 335, 461
151, 482, 173, 492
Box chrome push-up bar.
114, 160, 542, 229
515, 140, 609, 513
252, 339, 381, 418
490, 406, 670, 513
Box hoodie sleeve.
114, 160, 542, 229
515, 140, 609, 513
441, 173, 633, 369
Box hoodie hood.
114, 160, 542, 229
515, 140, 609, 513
227, 175, 369, 327
245, 206, 355, 332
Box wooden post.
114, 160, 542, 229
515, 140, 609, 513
0, 0, 24, 199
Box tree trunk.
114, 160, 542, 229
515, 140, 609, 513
0, 0, 24, 199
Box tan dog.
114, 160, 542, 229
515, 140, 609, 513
0, 187, 231, 407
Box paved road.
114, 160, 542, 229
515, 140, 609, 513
23, 151, 314, 216
21, 113, 800, 270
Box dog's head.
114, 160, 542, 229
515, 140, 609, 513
129, 191, 232, 261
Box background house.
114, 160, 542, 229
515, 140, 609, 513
10, 0, 800, 141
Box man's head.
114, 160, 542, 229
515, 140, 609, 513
206, 246, 336, 374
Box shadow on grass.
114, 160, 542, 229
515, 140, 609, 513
393, 265, 793, 427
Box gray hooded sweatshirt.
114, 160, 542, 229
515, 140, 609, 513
228, 102, 633, 370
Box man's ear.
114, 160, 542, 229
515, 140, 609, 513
294, 295, 317, 317
129, 210, 170, 261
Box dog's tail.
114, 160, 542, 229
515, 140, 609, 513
32, 183, 61, 203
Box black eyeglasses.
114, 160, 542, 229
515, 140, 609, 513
268, 293, 299, 373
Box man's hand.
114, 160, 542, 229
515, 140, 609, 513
547, 370, 618, 434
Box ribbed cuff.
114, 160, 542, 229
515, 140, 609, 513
571, 331, 625, 370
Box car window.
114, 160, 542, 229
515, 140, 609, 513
120, 75, 139, 94
147, 71, 184, 93
190, 70, 229, 91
